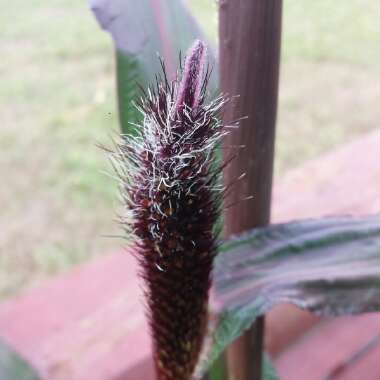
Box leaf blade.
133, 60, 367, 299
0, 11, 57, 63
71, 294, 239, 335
0, 340, 40, 380
204, 214, 380, 373
263, 353, 279, 380
89, 0, 217, 133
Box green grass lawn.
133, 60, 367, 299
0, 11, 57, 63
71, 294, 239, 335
1, 0, 379, 299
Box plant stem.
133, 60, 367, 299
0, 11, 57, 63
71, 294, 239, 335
219, 0, 282, 379
225, 317, 265, 380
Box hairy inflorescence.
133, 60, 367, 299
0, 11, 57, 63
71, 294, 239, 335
110, 40, 228, 380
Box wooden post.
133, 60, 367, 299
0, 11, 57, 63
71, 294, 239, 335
219, 0, 282, 379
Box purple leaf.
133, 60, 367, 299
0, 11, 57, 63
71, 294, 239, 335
198, 214, 380, 374
88, 0, 217, 134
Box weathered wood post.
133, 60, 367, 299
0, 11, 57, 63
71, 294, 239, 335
219, 0, 283, 379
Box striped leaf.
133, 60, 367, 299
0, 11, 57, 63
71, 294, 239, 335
202, 214, 380, 373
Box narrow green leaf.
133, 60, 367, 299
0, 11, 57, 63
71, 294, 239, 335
203, 214, 380, 373
89, 0, 217, 134
115, 51, 143, 132
208, 353, 228, 380
263, 353, 279, 380
0, 340, 40, 380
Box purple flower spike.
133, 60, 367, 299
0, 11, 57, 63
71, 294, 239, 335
110, 40, 228, 380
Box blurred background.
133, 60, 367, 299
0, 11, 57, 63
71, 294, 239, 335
1, 0, 379, 300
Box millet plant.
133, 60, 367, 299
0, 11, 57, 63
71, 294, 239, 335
91, 1, 380, 380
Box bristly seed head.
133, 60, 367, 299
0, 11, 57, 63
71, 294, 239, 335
110, 40, 228, 380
